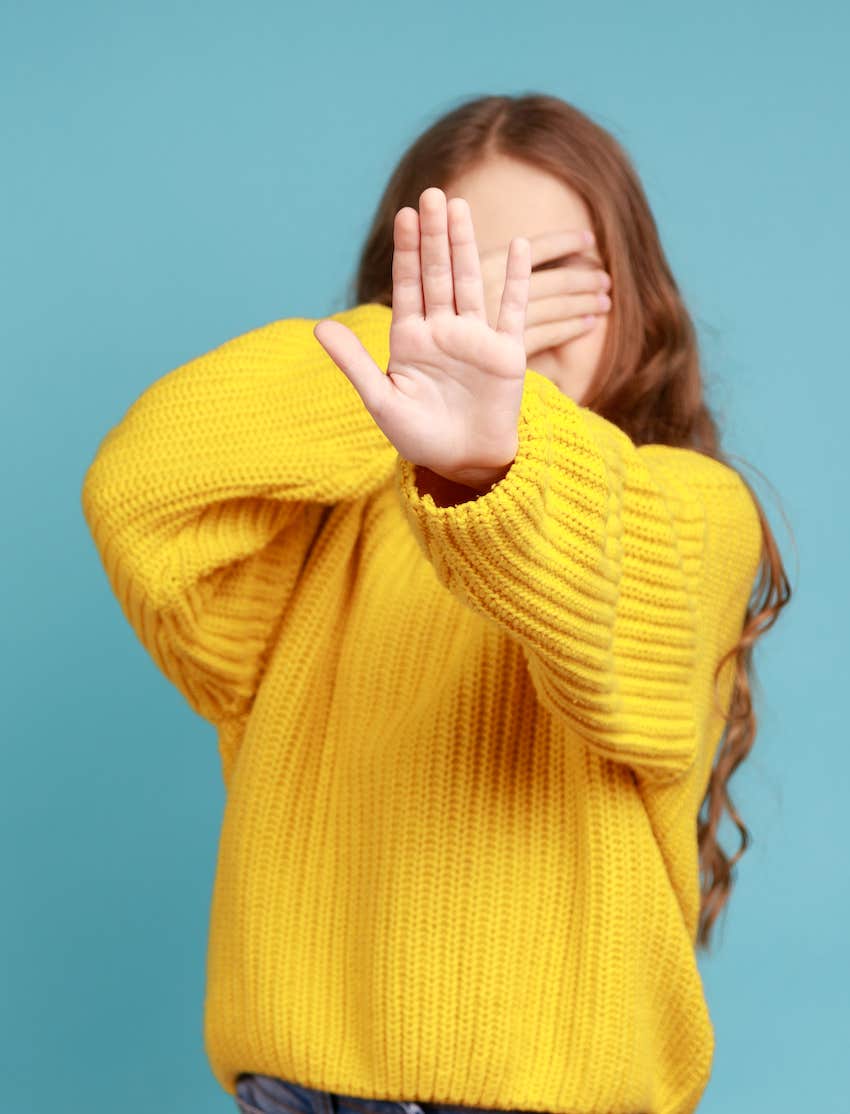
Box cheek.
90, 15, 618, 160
588, 314, 609, 356
556, 315, 607, 361
584, 308, 609, 342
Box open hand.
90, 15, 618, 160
478, 229, 612, 361
312, 187, 531, 492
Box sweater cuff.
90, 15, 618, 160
393, 375, 552, 596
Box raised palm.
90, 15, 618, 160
313, 187, 531, 491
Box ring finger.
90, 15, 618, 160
524, 291, 612, 328
447, 197, 488, 321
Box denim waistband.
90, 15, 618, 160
232, 1073, 539, 1114
234, 1073, 431, 1114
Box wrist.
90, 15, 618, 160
447, 447, 517, 494
460, 461, 513, 493
414, 459, 514, 507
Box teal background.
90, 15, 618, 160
3, 0, 846, 1111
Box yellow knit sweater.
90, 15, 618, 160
80, 301, 762, 1114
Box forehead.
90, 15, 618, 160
444, 155, 595, 254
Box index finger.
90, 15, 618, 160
527, 228, 597, 271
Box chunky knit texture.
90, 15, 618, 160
80, 301, 762, 1114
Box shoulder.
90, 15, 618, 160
193, 302, 393, 369
638, 444, 759, 529
640, 445, 763, 608
272, 301, 393, 357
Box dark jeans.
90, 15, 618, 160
234, 1074, 539, 1114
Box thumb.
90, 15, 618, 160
313, 319, 392, 419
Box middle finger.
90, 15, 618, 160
418, 187, 455, 319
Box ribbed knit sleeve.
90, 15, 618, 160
80, 303, 395, 727
394, 367, 762, 779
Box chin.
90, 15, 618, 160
528, 351, 566, 383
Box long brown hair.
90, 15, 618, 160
342, 92, 792, 954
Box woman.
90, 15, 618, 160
80, 93, 791, 1114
